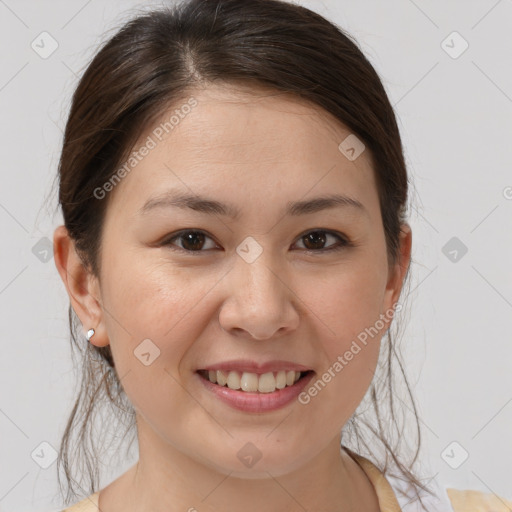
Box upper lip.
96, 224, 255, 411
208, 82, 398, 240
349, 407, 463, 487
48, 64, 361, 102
198, 359, 313, 374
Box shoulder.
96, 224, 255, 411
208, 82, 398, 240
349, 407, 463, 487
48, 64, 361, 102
447, 487, 512, 512
388, 473, 512, 512
385, 473, 455, 511
60, 491, 100, 512
387, 474, 512, 512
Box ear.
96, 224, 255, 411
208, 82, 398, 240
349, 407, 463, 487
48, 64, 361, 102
382, 223, 412, 315
53, 225, 109, 347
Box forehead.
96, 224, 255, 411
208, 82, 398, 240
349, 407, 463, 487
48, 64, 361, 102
107, 83, 379, 222
157, 84, 358, 162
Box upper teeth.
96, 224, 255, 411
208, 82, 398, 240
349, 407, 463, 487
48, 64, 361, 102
205, 370, 302, 393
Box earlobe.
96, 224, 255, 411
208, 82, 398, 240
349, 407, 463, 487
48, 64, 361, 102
53, 225, 110, 347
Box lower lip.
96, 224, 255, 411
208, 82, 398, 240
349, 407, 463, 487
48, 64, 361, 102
196, 371, 315, 413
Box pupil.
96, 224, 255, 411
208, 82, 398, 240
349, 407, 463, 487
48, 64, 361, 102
304, 232, 326, 250
182, 232, 204, 250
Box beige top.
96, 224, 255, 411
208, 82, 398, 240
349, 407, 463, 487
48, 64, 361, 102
60, 450, 512, 511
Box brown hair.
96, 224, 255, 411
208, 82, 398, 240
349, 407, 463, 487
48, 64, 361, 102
52, 0, 434, 508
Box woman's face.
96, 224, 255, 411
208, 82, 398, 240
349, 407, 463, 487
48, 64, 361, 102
84, 83, 410, 477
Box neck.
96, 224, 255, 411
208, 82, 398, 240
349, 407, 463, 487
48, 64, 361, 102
103, 416, 378, 512
99, 412, 380, 512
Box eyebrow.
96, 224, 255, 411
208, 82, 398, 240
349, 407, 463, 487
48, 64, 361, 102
139, 190, 368, 219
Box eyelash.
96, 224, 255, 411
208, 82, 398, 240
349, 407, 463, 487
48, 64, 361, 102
160, 229, 352, 255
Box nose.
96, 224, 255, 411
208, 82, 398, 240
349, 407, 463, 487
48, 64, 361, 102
218, 251, 300, 340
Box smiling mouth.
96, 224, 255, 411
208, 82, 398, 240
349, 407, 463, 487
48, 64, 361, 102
197, 369, 314, 393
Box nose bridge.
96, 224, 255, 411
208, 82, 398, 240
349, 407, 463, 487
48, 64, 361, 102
218, 244, 298, 339
234, 245, 283, 308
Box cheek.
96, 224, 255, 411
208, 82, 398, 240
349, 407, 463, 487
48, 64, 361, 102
296, 278, 383, 425
103, 245, 211, 328
99, 253, 215, 388
298, 264, 386, 401
301, 260, 387, 343
98, 263, 218, 426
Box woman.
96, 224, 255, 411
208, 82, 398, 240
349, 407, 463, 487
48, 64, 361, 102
51, 0, 512, 510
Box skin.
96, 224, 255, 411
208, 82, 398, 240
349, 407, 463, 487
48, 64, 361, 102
54, 82, 412, 512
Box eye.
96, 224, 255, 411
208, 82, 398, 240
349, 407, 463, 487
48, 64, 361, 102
162, 230, 219, 253
293, 229, 350, 253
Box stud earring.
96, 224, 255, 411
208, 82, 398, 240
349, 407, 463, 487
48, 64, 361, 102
86, 328, 95, 341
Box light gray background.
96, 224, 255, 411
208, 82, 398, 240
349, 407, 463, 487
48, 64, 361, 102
1, 0, 511, 510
